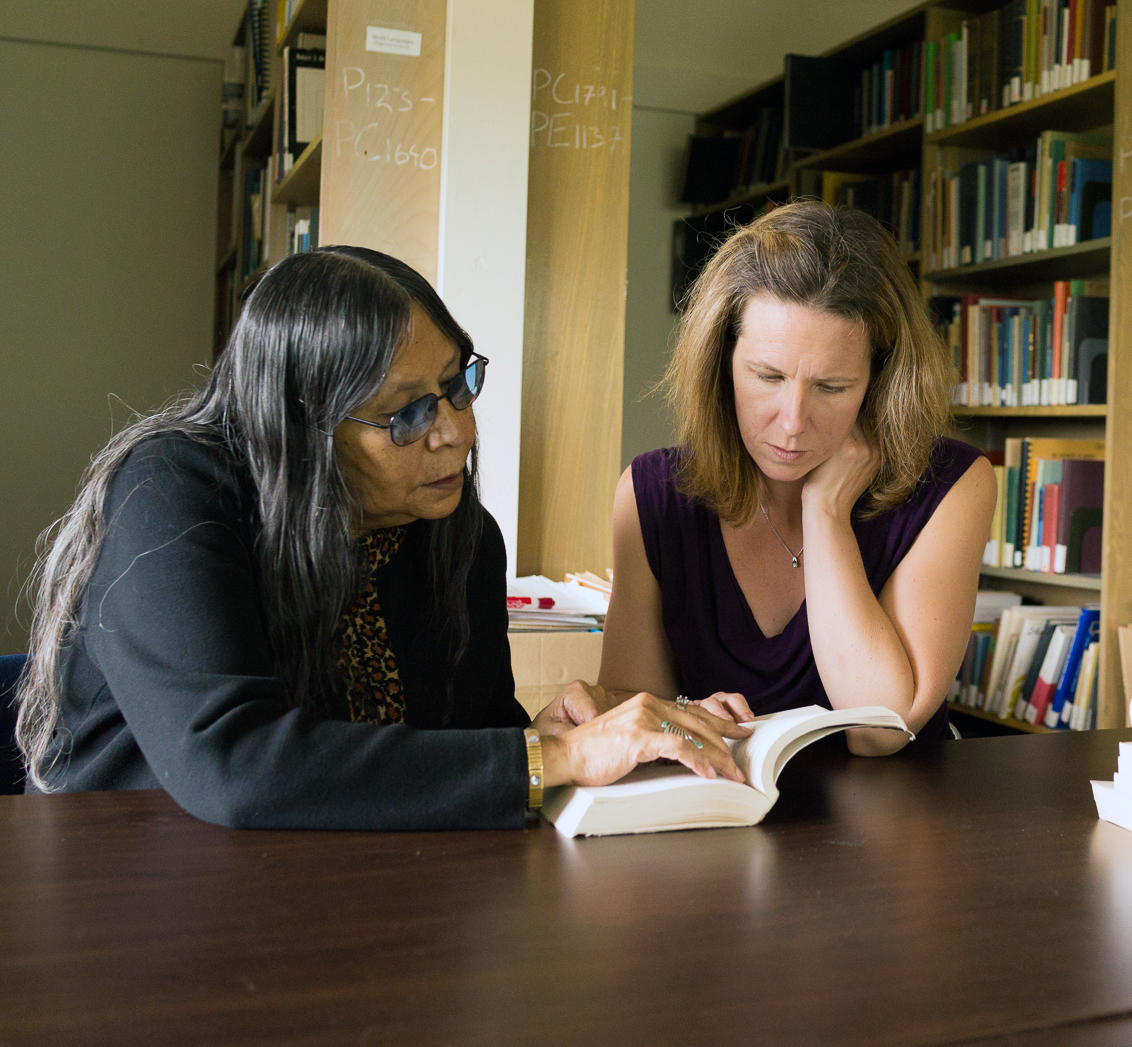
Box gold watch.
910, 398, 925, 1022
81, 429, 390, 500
523, 727, 544, 810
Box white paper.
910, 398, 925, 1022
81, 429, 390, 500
366, 26, 422, 57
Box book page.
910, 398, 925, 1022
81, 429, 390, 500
730, 705, 909, 797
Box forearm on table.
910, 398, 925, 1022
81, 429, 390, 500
803, 507, 916, 717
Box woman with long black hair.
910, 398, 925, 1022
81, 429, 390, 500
15, 246, 746, 829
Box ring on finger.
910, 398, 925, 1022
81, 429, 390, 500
675, 694, 691, 709
660, 719, 704, 750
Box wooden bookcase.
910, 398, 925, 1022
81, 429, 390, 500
214, 0, 325, 359
681, 0, 1129, 731
215, 0, 635, 586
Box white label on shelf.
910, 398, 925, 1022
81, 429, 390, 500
366, 27, 422, 57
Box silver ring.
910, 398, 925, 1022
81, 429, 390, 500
675, 694, 691, 709
661, 719, 704, 749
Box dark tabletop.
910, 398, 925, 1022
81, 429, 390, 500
3, 728, 1131, 1046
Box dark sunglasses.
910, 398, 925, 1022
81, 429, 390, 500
344, 352, 488, 447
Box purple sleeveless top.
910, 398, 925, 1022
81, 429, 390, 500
632, 437, 982, 742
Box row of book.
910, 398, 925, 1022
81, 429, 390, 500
782, 46, 924, 158
274, 0, 305, 42
799, 168, 921, 256
243, 157, 319, 278
951, 594, 1101, 729
924, 129, 1112, 272
679, 38, 924, 206
222, 45, 246, 153
846, 39, 925, 139
678, 109, 784, 206
286, 206, 319, 257
275, 35, 325, 178
241, 162, 270, 281
935, 280, 1108, 407
983, 437, 1104, 575
926, 0, 1117, 134
681, 3, 1117, 210
244, 0, 274, 123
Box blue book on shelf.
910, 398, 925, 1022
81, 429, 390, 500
1067, 158, 1112, 243
991, 155, 1010, 260
1048, 605, 1101, 728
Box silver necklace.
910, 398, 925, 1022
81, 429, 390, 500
760, 502, 804, 568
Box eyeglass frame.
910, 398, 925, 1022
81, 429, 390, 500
342, 351, 489, 447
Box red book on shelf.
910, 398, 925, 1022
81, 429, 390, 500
1026, 624, 1075, 725
1051, 279, 1069, 397
1041, 482, 1061, 573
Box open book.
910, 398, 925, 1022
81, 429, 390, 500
542, 704, 912, 837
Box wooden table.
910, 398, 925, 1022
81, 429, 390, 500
3, 729, 1131, 1046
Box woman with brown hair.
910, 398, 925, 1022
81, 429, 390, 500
599, 200, 996, 752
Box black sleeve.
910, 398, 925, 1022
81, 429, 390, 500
74, 435, 529, 830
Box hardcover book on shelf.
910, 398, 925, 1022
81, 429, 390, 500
951, 591, 1022, 707
1065, 283, 1109, 405
1018, 438, 1106, 565
951, 622, 998, 707
1070, 639, 1101, 730
1022, 621, 1075, 724
1066, 157, 1113, 243
284, 45, 326, 165
1054, 458, 1105, 575
988, 605, 1081, 719
1049, 605, 1102, 727
1000, 0, 1025, 104
738, 106, 785, 190
1077, 337, 1108, 404
1024, 460, 1062, 571
542, 705, 911, 837
1033, 130, 1111, 253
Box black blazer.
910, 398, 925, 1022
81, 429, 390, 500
37, 433, 530, 830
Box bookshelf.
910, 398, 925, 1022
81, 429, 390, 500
679, 0, 1129, 732
213, 0, 325, 350
214, 1, 634, 587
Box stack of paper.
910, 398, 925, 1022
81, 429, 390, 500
506, 575, 609, 632
1092, 739, 1132, 832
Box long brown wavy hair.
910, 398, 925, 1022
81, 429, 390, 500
663, 199, 955, 525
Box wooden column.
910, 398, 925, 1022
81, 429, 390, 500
317, 1, 533, 566
518, 0, 635, 578
1101, 0, 1132, 727
320, 0, 447, 284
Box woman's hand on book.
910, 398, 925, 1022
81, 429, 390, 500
540, 693, 751, 788
696, 691, 756, 725
531, 680, 619, 737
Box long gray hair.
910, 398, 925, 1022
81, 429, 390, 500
17, 246, 484, 790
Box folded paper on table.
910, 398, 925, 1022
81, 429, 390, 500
1092, 740, 1132, 833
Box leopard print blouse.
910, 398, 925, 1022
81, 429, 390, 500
334, 526, 409, 724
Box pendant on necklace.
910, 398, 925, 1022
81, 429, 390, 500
791, 555, 800, 568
